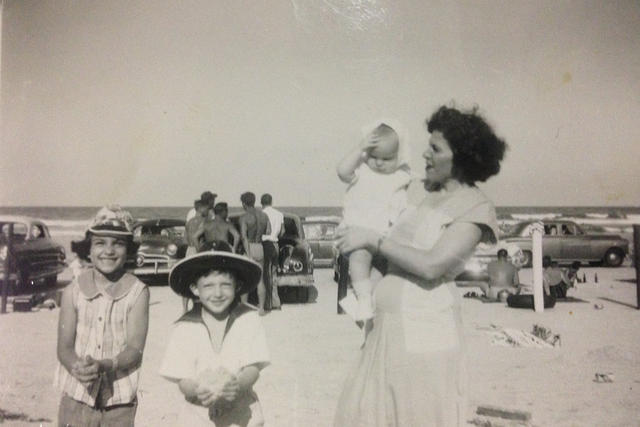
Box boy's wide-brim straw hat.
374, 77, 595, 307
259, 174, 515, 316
169, 251, 262, 299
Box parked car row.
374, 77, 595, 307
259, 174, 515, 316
2, 214, 630, 299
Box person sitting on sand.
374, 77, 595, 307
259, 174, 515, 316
202, 202, 240, 253
159, 251, 270, 426
507, 256, 556, 309
477, 249, 520, 301
546, 259, 566, 299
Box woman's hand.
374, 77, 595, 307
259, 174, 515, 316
335, 226, 380, 254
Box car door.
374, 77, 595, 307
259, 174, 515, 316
542, 222, 562, 260
559, 222, 586, 261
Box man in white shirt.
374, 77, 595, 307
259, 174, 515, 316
261, 193, 284, 310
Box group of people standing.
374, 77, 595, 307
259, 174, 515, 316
54, 103, 509, 426
184, 191, 285, 316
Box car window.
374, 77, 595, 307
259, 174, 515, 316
323, 224, 336, 239
561, 224, 574, 235
304, 224, 323, 239
1, 222, 28, 242
31, 224, 46, 239
544, 224, 559, 236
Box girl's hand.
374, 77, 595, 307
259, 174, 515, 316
220, 377, 240, 402
71, 356, 100, 384
335, 226, 379, 254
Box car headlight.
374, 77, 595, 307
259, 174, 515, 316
167, 244, 178, 256
136, 254, 145, 267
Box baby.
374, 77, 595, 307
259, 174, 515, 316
337, 119, 412, 322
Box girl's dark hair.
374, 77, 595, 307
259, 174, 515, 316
426, 106, 507, 185
70, 231, 139, 262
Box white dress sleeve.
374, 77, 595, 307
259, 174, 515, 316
159, 323, 198, 382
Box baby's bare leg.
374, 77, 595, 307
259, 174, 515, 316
349, 249, 374, 320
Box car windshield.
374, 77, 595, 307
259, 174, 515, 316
283, 217, 300, 238
136, 225, 185, 240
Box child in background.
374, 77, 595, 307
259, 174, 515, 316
337, 119, 412, 322
54, 206, 149, 426
160, 251, 270, 426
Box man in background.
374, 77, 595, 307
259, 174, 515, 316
261, 193, 285, 311
239, 192, 271, 315
185, 191, 216, 222
202, 202, 240, 253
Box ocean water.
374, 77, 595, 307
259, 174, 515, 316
1, 205, 639, 237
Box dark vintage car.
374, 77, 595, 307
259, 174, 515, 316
0, 216, 66, 292
229, 212, 314, 301
301, 216, 340, 268
501, 220, 629, 267
130, 219, 188, 277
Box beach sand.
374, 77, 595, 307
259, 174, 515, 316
1, 266, 639, 426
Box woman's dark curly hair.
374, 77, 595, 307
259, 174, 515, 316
426, 106, 507, 185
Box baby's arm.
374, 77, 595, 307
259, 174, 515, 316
337, 135, 379, 183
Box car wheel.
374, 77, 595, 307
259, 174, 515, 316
522, 250, 533, 268
603, 248, 624, 267
297, 287, 309, 303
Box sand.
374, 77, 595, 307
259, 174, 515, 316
1, 265, 639, 426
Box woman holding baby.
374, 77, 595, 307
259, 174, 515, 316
334, 105, 507, 426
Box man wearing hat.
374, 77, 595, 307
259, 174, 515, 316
160, 251, 270, 425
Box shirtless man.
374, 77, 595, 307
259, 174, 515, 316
478, 249, 520, 301
238, 192, 271, 314
184, 200, 209, 256
202, 202, 240, 252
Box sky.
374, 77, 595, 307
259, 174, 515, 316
1, 0, 639, 207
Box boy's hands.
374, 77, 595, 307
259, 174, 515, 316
195, 367, 238, 407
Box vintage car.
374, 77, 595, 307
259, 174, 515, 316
130, 218, 188, 277
229, 212, 314, 301
501, 220, 629, 267
0, 216, 66, 292
301, 216, 340, 268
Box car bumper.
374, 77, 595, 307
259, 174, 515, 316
0, 263, 67, 281
131, 265, 173, 275
277, 273, 314, 287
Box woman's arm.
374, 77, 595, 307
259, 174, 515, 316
336, 222, 483, 283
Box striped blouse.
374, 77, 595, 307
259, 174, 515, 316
54, 270, 146, 407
